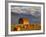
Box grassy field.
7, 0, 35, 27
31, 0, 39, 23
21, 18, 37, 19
11, 23, 41, 31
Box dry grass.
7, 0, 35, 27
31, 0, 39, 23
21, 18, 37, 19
11, 23, 41, 31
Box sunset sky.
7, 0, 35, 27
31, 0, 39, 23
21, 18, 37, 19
11, 6, 41, 24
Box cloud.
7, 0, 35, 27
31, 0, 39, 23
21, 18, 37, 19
11, 6, 41, 17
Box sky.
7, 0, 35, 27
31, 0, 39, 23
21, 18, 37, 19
11, 6, 41, 24
11, 6, 41, 17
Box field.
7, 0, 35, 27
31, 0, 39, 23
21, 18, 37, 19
11, 23, 41, 31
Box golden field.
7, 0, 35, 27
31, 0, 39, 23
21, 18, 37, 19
11, 23, 41, 31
